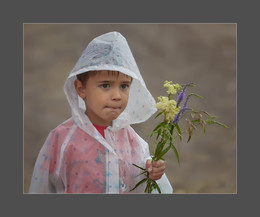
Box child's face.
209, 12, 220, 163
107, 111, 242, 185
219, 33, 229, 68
75, 71, 132, 126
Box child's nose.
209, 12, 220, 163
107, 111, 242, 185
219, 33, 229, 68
111, 88, 121, 101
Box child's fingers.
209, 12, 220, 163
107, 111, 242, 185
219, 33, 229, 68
150, 165, 165, 173
152, 160, 165, 168
149, 170, 164, 180
145, 159, 152, 172
149, 174, 161, 181
146, 159, 165, 178
148, 160, 165, 180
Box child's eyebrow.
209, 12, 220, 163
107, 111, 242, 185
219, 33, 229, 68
121, 80, 132, 84
97, 80, 113, 83
97, 80, 132, 84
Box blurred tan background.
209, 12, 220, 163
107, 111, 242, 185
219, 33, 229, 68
24, 23, 236, 193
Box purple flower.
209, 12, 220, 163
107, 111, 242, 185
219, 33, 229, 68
173, 114, 181, 124
177, 90, 185, 106
173, 82, 195, 124
182, 100, 188, 113
173, 101, 188, 124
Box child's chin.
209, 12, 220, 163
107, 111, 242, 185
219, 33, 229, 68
106, 114, 120, 122
110, 115, 120, 121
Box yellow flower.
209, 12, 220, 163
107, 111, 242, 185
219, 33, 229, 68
155, 96, 180, 123
163, 81, 182, 95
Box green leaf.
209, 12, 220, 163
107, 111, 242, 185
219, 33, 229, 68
164, 131, 174, 142
157, 145, 171, 159
191, 93, 203, 99
152, 122, 167, 133
153, 181, 161, 193
170, 124, 174, 135
191, 119, 200, 123
130, 178, 148, 192
170, 142, 180, 166
187, 133, 192, 143
154, 140, 167, 158
144, 181, 151, 193
132, 164, 146, 171
187, 126, 193, 143
174, 123, 182, 141
206, 119, 228, 128
154, 111, 164, 119
156, 128, 162, 141
160, 156, 165, 161
149, 130, 158, 137
136, 170, 148, 177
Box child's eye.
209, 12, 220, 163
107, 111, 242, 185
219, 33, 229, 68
121, 84, 130, 89
100, 84, 110, 89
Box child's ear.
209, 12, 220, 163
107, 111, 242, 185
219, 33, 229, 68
74, 79, 86, 99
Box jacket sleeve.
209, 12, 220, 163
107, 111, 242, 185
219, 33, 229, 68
28, 129, 65, 193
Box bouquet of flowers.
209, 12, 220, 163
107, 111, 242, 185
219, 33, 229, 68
130, 81, 228, 193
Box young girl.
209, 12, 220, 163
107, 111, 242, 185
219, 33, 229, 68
29, 31, 173, 193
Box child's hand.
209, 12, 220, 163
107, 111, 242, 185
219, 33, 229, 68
145, 159, 165, 181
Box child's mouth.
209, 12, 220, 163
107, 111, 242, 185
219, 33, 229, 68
105, 106, 121, 110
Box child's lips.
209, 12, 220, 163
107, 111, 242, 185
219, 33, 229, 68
105, 106, 121, 110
